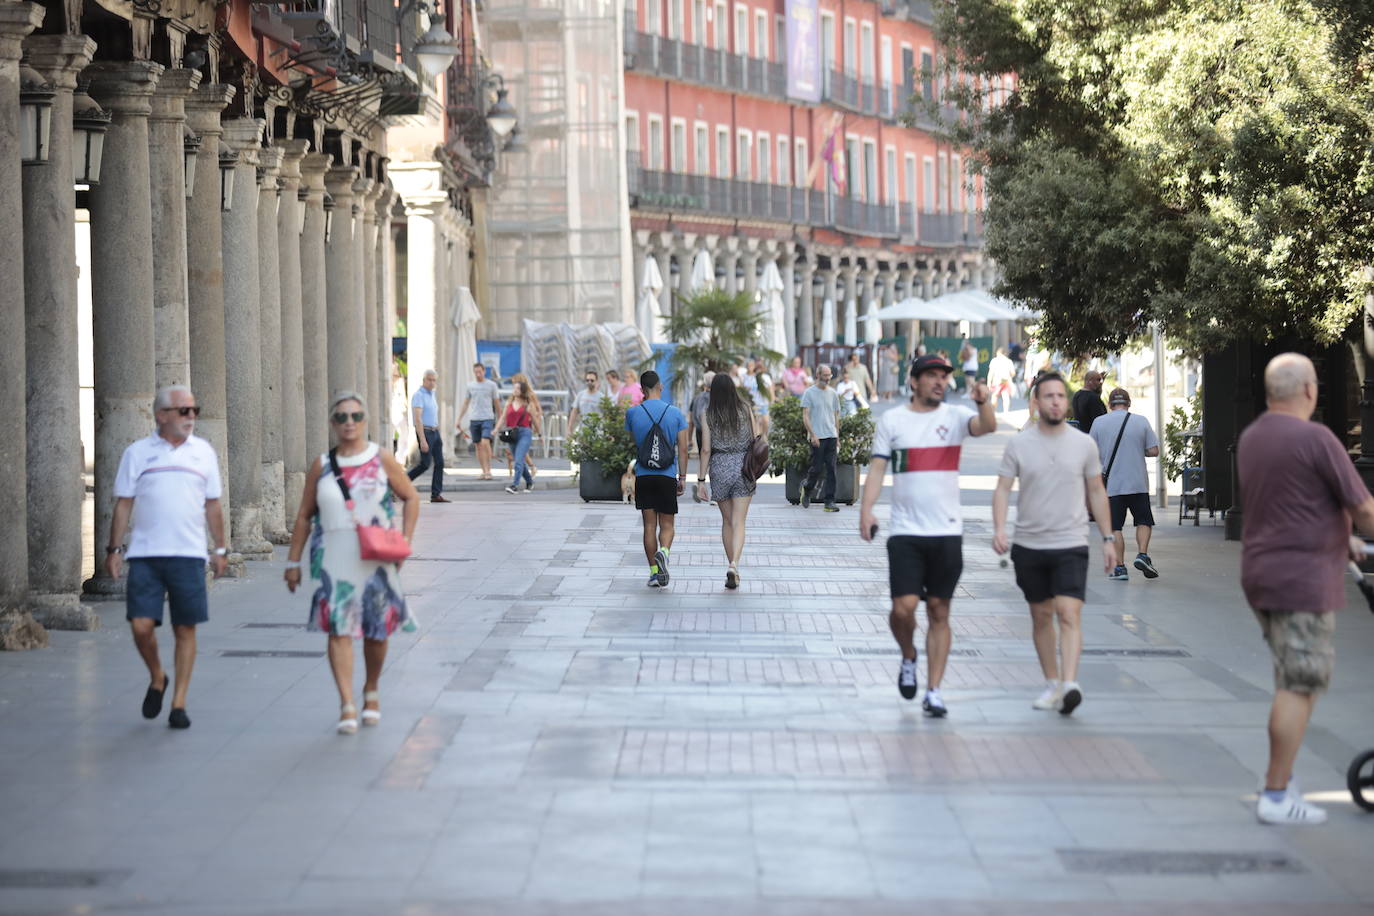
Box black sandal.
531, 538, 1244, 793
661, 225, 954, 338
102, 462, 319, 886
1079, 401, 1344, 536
142, 674, 169, 720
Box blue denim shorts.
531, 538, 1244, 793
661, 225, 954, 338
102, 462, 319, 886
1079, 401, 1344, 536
469, 418, 494, 442
126, 557, 209, 627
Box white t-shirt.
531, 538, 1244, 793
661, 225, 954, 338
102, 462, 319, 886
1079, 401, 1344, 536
743, 373, 773, 409
872, 402, 976, 536
113, 433, 223, 559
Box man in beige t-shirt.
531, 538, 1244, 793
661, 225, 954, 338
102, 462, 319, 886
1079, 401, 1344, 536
992, 372, 1117, 716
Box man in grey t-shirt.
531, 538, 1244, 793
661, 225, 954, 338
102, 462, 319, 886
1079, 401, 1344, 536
800, 364, 842, 511
568, 370, 604, 436
460, 362, 501, 480
1089, 388, 1161, 581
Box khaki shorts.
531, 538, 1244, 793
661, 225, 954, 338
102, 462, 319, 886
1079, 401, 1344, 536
1252, 609, 1336, 694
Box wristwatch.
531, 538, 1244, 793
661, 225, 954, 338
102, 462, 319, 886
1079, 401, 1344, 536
105, 545, 124, 555
1100, 535, 1113, 543
213, 547, 228, 556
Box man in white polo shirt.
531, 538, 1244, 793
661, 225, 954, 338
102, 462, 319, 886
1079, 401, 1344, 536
104, 386, 227, 730
859, 354, 997, 715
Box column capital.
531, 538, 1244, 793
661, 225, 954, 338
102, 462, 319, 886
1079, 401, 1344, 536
184, 83, 235, 136
274, 138, 309, 181
299, 151, 332, 192
723, 236, 741, 255
375, 185, 396, 218
654, 230, 674, 252
256, 145, 284, 187
85, 60, 164, 114
402, 193, 447, 218
351, 176, 374, 214
325, 165, 359, 199
22, 34, 94, 89
148, 68, 201, 122
221, 117, 264, 162
0, 3, 44, 61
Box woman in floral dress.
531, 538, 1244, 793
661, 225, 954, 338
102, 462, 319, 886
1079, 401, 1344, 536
285, 392, 420, 734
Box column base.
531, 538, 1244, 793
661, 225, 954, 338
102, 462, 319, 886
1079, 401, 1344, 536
221, 553, 247, 578
230, 506, 275, 559
261, 460, 289, 544
82, 573, 126, 600
0, 610, 48, 651
283, 470, 305, 532
29, 592, 101, 631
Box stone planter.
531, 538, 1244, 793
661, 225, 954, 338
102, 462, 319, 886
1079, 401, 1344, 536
784, 464, 861, 505
578, 459, 625, 502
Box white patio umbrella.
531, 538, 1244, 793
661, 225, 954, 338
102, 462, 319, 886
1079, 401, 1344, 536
689, 248, 715, 292
819, 298, 836, 342
636, 255, 664, 343
758, 260, 787, 358
863, 301, 882, 344
450, 286, 481, 416
843, 298, 858, 346
873, 297, 967, 322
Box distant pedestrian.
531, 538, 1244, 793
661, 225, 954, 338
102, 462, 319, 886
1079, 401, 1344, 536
687, 371, 715, 458
606, 369, 624, 402
105, 386, 227, 730
625, 371, 689, 587
390, 369, 409, 458
743, 361, 774, 435
285, 392, 419, 734
959, 339, 979, 395
878, 344, 901, 399
568, 369, 604, 437
987, 347, 1015, 412
407, 369, 448, 503
495, 380, 542, 494
1089, 388, 1160, 581
1239, 353, 1374, 825
860, 355, 996, 714
800, 364, 842, 512
782, 356, 811, 397
1072, 370, 1107, 434
836, 367, 867, 417
992, 372, 1117, 717
696, 372, 758, 589
846, 350, 876, 403
505, 373, 541, 480
459, 362, 501, 481
619, 366, 645, 406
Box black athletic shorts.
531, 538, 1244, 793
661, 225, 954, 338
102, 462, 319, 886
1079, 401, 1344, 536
1109, 493, 1155, 530
886, 535, 963, 601
1010, 544, 1088, 603
635, 474, 679, 515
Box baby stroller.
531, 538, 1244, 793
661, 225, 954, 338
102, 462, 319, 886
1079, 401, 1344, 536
1346, 560, 1374, 811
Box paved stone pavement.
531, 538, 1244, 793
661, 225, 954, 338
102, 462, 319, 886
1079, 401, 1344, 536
6, 406, 1374, 915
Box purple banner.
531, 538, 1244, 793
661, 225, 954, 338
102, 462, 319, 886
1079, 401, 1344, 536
786, 0, 821, 102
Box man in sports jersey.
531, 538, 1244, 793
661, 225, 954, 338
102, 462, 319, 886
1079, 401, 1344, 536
860, 354, 997, 714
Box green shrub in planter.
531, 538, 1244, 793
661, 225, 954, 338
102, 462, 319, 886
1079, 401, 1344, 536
767, 395, 809, 477
566, 396, 636, 473
838, 408, 875, 467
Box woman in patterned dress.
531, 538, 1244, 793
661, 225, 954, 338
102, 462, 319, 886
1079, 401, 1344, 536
284, 392, 420, 734
695, 372, 758, 590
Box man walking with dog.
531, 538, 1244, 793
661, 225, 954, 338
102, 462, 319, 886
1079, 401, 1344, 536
625, 371, 689, 587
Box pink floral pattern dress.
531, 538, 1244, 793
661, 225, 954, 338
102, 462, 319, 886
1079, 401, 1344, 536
307, 443, 414, 639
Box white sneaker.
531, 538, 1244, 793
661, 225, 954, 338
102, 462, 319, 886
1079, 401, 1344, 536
1059, 681, 1083, 716
1032, 680, 1061, 710
1257, 790, 1327, 825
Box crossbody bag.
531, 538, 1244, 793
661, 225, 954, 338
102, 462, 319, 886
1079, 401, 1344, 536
328, 448, 411, 563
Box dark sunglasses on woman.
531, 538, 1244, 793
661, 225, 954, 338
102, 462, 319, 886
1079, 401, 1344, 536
332, 411, 366, 424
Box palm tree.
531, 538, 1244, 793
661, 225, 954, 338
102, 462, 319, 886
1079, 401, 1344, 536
663, 288, 782, 392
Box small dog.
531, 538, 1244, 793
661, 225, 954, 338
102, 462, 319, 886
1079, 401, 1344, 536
620, 460, 637, 504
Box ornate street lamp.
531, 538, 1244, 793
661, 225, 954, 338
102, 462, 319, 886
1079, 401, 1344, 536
19, 63, 55, 164
182, 125, 201, 198
414, 19, 460, 80
502, 123, 528, 153
486, 86, 517, 138
296, 186, 308, 234
71, 85, 110, 185
322, 192, 335, 242
218, 141, 237, 211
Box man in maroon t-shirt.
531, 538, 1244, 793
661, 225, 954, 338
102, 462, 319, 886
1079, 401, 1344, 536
1239, 353, 1374, 825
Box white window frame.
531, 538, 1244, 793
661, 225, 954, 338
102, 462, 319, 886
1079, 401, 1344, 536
778, 136, 790, 186
843, 17, 857, 77
625, 110, 640, 154
819, 12, 836, 71
922, 155, 935, 213
881, 36, 894, 116
757, 132, 771, 183
951, 152, 962, 211
795, 138, 809, 188
755, 9, 768, 59
670, 117, 688, 173
694, 120, 710, 176
716, 125, 731, 178
904, 152, 917, 209
884, 144, 897, 205
736, 127, 753, 181
862, 137, 878, 203
714, 0, 727, 49
647, 114, 665, 171
775, 15, 786, 63
668, 0, 682, 39
692, 0, 706, 44
920, 46, 934, 101
937, 151, 949, 211
646, 0, 660, 36
844, 133, 859, 197
859, 21, 874, 84
734, 4, 748, 56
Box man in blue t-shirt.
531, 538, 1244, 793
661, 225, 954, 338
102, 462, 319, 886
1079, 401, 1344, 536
625, 370, 689, 587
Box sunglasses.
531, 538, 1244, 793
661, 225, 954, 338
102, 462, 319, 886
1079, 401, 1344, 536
161, 406, 201, 417
332, 411, 366, 424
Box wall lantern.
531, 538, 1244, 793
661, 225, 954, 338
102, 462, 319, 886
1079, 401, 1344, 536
71, 85, 110, 185
486, 87, 517, 138
218, 141, 237, 211
414, 20, 460, 80
502, 123, 527, 153
322, 192, 335, 242
19, 63, 55, 164
182, 125, 201, 198
296, 186, 308, 234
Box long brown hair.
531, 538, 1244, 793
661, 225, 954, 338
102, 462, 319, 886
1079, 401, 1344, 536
706, 372, 751, 439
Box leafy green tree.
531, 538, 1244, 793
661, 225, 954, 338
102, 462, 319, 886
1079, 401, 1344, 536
662, 288, 782, 387
933, 0, 1374, 355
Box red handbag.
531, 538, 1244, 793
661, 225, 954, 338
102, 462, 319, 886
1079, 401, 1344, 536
328, 449, 412, 562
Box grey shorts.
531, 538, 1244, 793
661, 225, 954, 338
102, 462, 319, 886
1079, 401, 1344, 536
1252, 609, 1335, 694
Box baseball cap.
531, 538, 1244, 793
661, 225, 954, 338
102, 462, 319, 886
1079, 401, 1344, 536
1108, 387, 1131, 406
910, 354, 954, 376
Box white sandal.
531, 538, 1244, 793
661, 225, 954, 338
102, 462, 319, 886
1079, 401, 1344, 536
361, 690, 381, 726
337, 704, 358, 735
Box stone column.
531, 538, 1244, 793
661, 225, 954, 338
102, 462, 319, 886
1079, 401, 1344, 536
798, 258, 815, 347
652, 243, 671, 326
822, 264, 839, 342
374, 186, 395, 448
299, 152, 331, 459
220, 117, 271, 558
882, 266, 896, 308
276, 139, 308, 518
255, 146, 287, 543
0, 1, 46, 648
81, 59, 164, 599
184, 82, 236, 567
324, 165, 359, 399
356, 177, 380, 439
401, 193, 444, 422
149, 68, 200, 389
780, 249, 796, 358
678, 233, 699, 298
21, 34, 94, 631
721, 242, 740, 296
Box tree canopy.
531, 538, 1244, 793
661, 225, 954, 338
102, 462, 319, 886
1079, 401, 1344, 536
934, 0, 1374, 355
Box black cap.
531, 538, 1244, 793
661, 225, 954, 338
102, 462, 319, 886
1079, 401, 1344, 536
910, 354, 954, 376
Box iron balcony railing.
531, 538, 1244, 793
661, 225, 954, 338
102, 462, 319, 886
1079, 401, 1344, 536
626, 29, 787, 98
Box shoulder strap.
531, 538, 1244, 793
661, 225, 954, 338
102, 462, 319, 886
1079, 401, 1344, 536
1103, 413, 1130, 480
327, 447, 354, 508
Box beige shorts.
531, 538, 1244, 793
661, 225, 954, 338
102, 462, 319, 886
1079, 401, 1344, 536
1252, 609, 1336, 694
